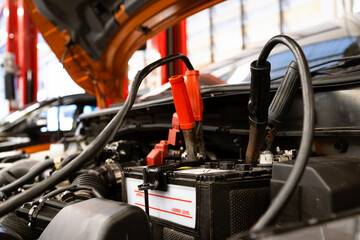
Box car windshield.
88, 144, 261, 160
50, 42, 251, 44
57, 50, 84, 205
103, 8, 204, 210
222, 36, 360, 84
0, 102, 41, 127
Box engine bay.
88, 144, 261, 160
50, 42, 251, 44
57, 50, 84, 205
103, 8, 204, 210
0, 35, 359, 240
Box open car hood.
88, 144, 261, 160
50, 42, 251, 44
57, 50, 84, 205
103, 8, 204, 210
25, 0, 223, 107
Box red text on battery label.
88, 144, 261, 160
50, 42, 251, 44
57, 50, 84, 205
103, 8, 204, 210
172, 208, 190, 215
134, 190, 192, 203
135, 203, 193, 219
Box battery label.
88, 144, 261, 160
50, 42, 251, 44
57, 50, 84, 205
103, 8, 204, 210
175, 168, 232, 174
126, 178, 196, 228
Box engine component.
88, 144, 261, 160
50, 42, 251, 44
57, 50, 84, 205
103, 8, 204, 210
0, 151, 28, 164
273, 149, 296, 162
167, 113, 183, 146
15, 199, 66, 231
95, 140, 146, 164
169, 75, 198, 161
38, 198, 149, 240
271, 156, 360, 224
42, 173, 110, 201
0, 213, 42, 240
229, 209, 360, 240
124, 162, 271, 239
259, 151, 274, 164
93, 161, 126, 190
14, 169, 119, 233
265, 61, 300, 150
0, 159, 54, 199
185, 70, 206, 159
70, 173, 109, 199
0, 159, 38, 187
147, 140, 168, 166
246, 60, 271, 165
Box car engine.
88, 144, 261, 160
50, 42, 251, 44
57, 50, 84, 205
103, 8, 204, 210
0, 35, 359, 240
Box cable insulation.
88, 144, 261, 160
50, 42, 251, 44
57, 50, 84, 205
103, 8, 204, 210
251, 35, 314, 231
0, 159, 54, 197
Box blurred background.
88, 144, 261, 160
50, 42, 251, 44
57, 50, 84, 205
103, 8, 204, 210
0, 0, 359, 119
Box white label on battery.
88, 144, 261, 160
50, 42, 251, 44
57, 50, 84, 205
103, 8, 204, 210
175, 168, 233, 174
126, 178, 196, 228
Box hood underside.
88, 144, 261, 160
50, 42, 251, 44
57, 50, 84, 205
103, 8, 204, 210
25, 0, 223, 107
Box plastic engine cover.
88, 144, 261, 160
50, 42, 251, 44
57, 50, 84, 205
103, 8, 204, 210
39, 198, 149, 240
271, 156, 360, 223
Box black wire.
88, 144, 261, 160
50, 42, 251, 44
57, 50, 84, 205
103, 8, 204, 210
251, 35, 315, 231
42, 185, 75, 199
0, 159, 54, 197
0, 54, 194, 217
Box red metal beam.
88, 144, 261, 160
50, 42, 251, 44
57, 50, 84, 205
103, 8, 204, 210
5, 0, 18, 58
152, 19, 187, 85
5, 0, 19, 111
157, 30, 168, 85
179, 19, 188, 74
17, 0, 38, 106
122, 75, 128, 100
168, 20, 188, 78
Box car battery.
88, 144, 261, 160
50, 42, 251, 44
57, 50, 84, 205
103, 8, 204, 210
123, 162, 271, 240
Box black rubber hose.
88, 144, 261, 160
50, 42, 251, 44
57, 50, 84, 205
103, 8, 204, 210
42, 184, 103, 199
0, 54, 194, 217
251, 35, 314, 231
72, 173, 109, 198
41, 185, 74, 199
58, 153, 79, 169
0, 159, 54, 197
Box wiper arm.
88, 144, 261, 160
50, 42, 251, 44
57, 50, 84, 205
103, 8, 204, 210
310, 54, 360, 69
311, 57, 360, 77
271, 54, 360, 81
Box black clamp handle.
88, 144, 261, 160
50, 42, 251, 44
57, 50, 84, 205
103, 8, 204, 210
268, 61, 300, 127
248, 60, 271, 127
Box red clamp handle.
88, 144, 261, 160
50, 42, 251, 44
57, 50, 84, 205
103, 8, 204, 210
169, 75, 196, 130
185, 70, 203, 121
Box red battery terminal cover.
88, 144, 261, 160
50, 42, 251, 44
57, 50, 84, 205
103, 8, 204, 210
169, 75, 196, 130
146, 149, 162, 166
147, 140, 168, 166
155, 140, 168, 158
185, 70, 203, 121
168, 113, 183, 146
171, 112, 180, 130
